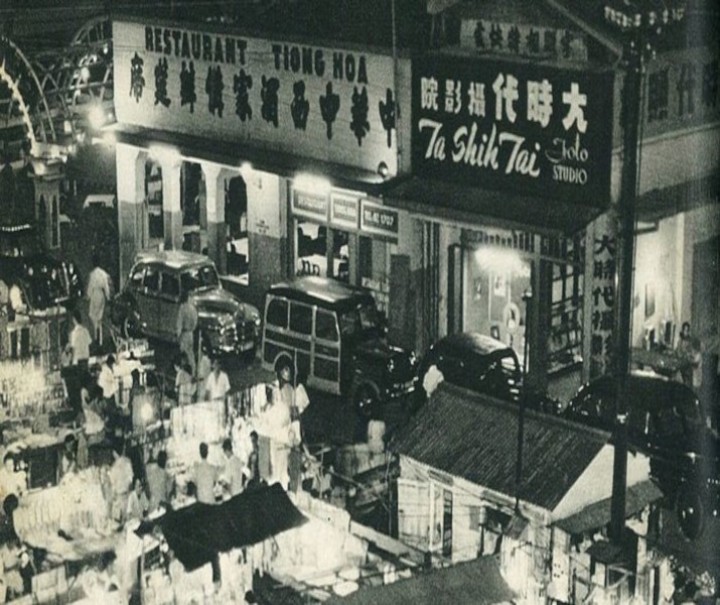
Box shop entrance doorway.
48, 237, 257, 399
295, 220, 350, 282
225, 175, 249, 283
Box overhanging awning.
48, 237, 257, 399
554, 480, 663, 535
637, 173, 719, 223
384, 176, 604, 236
138, 483, 307, 571
108, 123, 396, 197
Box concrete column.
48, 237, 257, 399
33, 175, 62, 250
160, 153, 183, 251
116, 143, 147, 287
202, 161, 227, 273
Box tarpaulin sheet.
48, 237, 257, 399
138, 483, 307, 571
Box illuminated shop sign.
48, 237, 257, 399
292, 190, 329, 220
412, 54, 613, 206
360, 200, 398, 242
330, 194, 359, 230
115, 21, 399, 175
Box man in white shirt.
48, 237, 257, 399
204, 358, 231, 402
68, 310, 92, 367
220, 439, 244, 498
192, 442, 219, 505
86, 254, 112, 345
98, 354, 118, 403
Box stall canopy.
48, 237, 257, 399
139, 483, 307, 571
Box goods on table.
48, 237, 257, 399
0, 359, 65, 419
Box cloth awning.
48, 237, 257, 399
108, 123, 396, 197
554, 480, 663, 535
138, 483, 307, 571
384, 176, 603, 236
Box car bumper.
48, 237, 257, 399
385, 378, 418, 399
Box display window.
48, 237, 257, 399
294, 220, 350, 283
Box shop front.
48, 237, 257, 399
387, 51, 614, 392
111, 16, 411, 310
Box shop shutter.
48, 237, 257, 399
397, 477, 430, 551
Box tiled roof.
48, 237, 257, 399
325, 555, 514, 605
555, 480, 663, 534
394, 383, 609, 511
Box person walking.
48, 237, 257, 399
86, 254, 112, 347
192, 442, 219, 505
146, 451, 173, 513
176, 290, 198, 377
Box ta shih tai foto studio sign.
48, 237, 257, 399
412, 54, 614, 205
113, 20, 400, 176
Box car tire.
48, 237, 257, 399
676, 488, 704, 540
352, 381, 381, 421
122, 312, 139, 339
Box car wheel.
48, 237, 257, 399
352, 382, 381, 421
122, 312, 139, 339
676, 488, 704, 540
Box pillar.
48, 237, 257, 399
33, 174, 62, 250
159, 152, 182, 251
116, 143, 146, 287
202, 161, 227, 273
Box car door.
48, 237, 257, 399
139, 264, 161, 337
157, 270, 181, 342
313, 307, 341, 394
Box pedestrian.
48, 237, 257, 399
86, 254, 112, 348
146, 451, 173, 513
676, 321, 698, 388
67, 309, 92, 368
244, 431, 261, 489
192, 442, 219, 505
0, 277, 9, 359
195, 336, 212, 400
173, 354, 195, 406
98, 354, 118, 405
220, 439, 244, 498
125, 477, 149, 523
176, 290, 198, 376
204, 358, 231, 402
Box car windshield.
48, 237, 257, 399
339, 301, 383, 339
181, 264, 219, 293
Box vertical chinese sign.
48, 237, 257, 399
412, 53, 614, 205
588, 214, 617, 378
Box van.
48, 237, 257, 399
262, 276, 418, 418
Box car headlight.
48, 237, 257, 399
387, 358, 395, 373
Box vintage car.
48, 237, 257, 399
261, 276, 418, 418
110, 250, 260, 355
414, 332, 559, 413
564, 373, 719, 538
0, 222, 83, 312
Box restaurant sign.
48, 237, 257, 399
360, 200, 399, 242
413, 54, 613, 205
114, 20, 399, 175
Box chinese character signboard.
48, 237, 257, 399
412, 54, 613, 206
588, 215, 616, 379
459, 20, 588, 63
114, 20, 400, 176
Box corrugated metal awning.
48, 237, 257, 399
554, 480, 663, 535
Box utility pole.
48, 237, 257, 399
606, 0, 687, 544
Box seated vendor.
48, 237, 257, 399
0, 454, 26, 501
126, 477, 149, 523
58, 434, 78, 479
80, 373, 106, 439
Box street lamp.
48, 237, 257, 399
604, 0, 687, 543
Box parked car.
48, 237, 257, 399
564, 373, 719, 537
261, 276, 418, 418
0, 222, 83, 311
415, 332, 559, 413
110, 250, 260, 355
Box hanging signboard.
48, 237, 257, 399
330, 193, 359, 230
360, 199, 399, 242
291, 190, 328, 221
412, 53, 613, 206
114, 20, 400, 176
